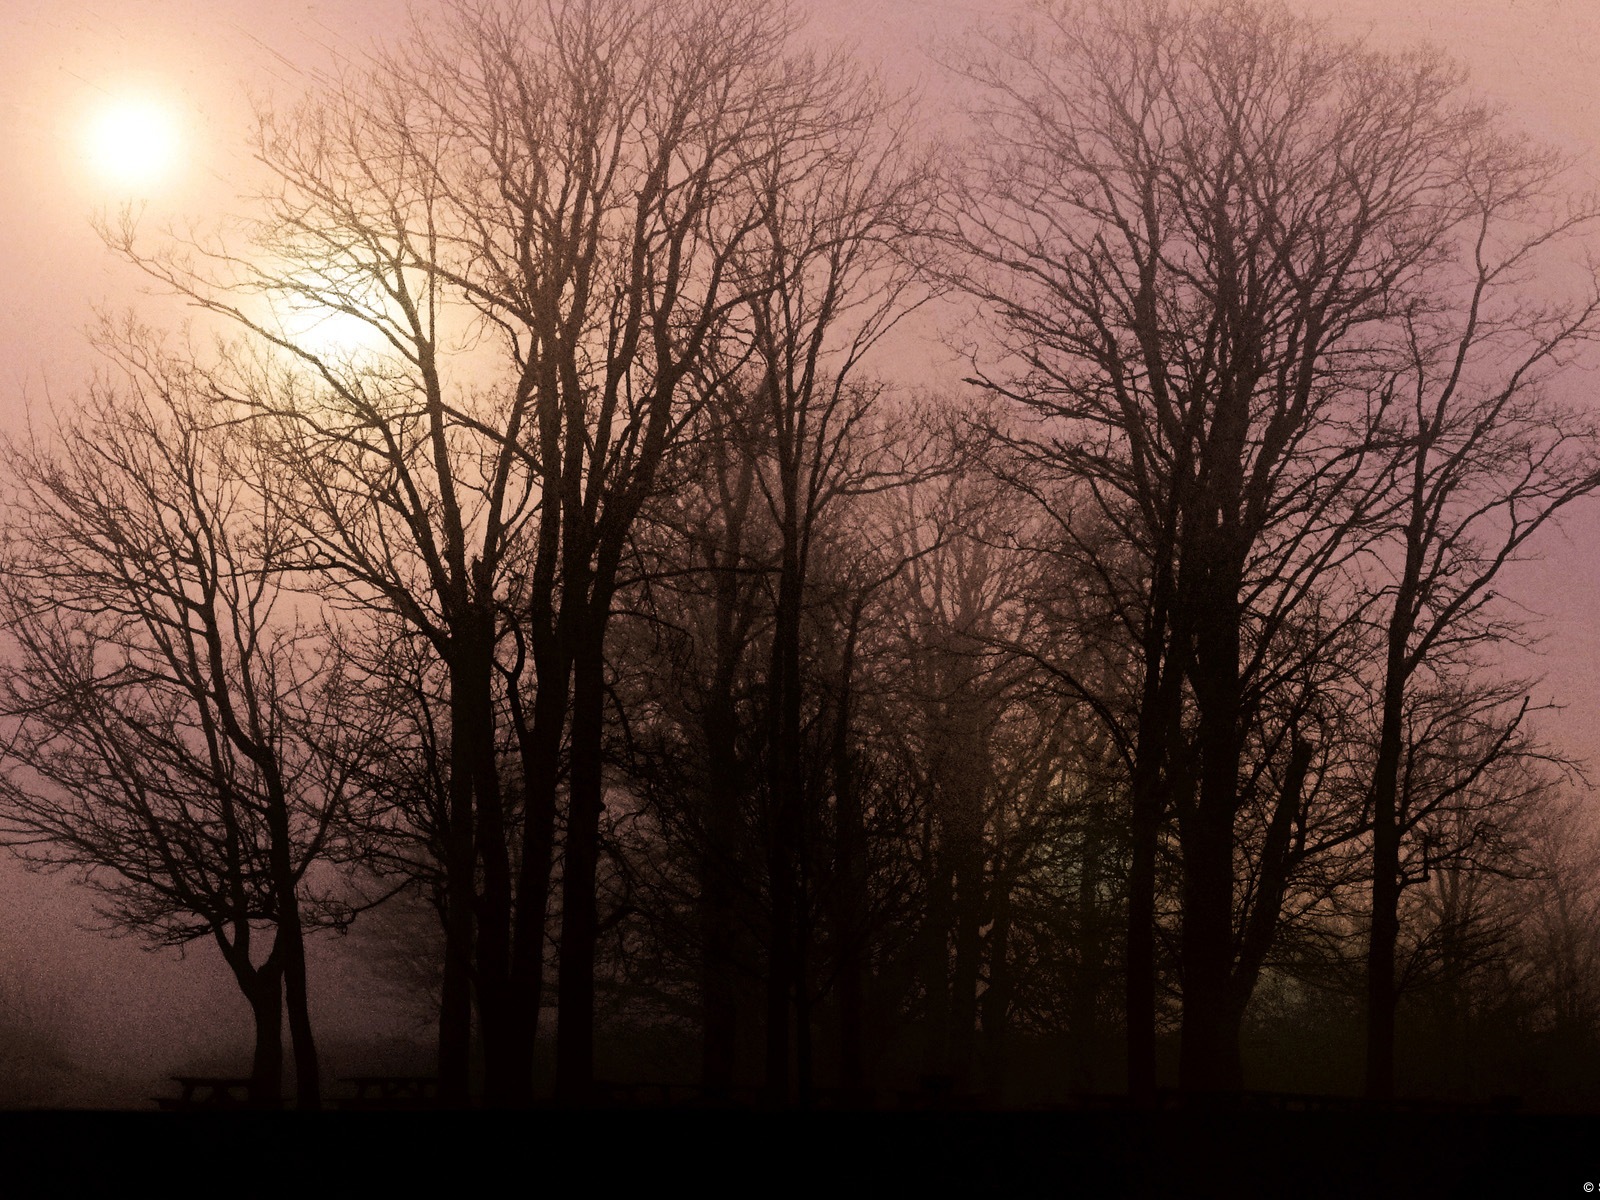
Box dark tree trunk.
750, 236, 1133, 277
1365, 463, 1429, 1104
1366, 773, 1402, 1103
438, 674, 478, 1106
699, 645, 743, 1094
1178, 755, 1243, 1092
698, 446, 757, 1097
1229, 737, 1314, 1058
700, 787, 740, 1096
795, 859, 814, 1107
1365, 625, 1412, 1103
277, 893, 319, 1109
948, 828, 984, 1088
980, 872, 1014, 1098
921, 845, 953, 1080
1125, 570, 1183, 1106
763, 820, 796, 1104
508, 663, 567, 1105
763, 529, 805, 1104
245, 961, 285, 1108
1179, 532, 1246, 1093
832, 612, 866, 1094
1070, 821, 1106, 1092
462, 637, 517, 1107
1125, 779, 1161, 1100
555, 635, 606, 1103
261, 762, 320, 1110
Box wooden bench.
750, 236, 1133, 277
336, 1075, 440, 1110
154, 1076, 263, 1111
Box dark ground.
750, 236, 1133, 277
3, 1110, 1596, 1197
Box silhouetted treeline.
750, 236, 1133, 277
3, 0, 1600, 1111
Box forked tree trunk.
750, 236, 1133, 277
243, 960, 285, 1108
262, 768, 320, 1111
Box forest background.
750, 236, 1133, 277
3, 0, 1600, 1110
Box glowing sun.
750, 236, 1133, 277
84, 97, 182, 189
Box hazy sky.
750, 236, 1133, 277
3, 0, 1600, 1099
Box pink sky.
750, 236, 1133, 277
2, 0, 1598, 1096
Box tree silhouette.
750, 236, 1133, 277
11, 0, 1597, 1116
945, 0, 1600, 1093
0, 337, 376, 1107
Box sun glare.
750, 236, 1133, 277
84, 97, 182, 190
278, 301, 398, 362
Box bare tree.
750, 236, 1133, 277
108, 0, 828, 1104
1515, 793, 1600, 1096
722, 53, 935, 1102
1359, 139, 1600, 1097
887, 473, 1035, 1093
0, 963, 77, 1108
0, 338, 372, 1107
943, 0, 1563, 1092
618, 417, 773, 1097
611, 419, 940, 1101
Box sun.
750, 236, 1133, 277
282, 303, 397, 361
84, 97, 182, 190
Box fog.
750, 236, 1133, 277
4, 0, 1600, 1128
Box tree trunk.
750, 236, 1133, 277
921, 845, 953, 1080
832, 614, 866, 1095
795, 858, 814, 1107
459, 639, 517, 1107
764, 824, 796, 1104
262, 762, 321, 1110
1179, 537, 1246, 1093
700, 807, 740, 1097
699, 658, 742, 1095
279, 899, 320, 1110
1365, 474, 1426, 1104
555, 636, 606, 1103
509, 665, 567, 1105
763, 530, 805, 1104
1178, 761, 1243, 1091
438, 667, 478, 1105
1070, 821, 1106, 1092
1126, 778, 1161, 1100
1365, 657, 1409, 1103
245, 962, 285, 1108
981, 873, 1015, 1099
1126, 560, 1183, 1106
948, 829, 984, 1088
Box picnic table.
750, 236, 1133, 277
337, 1075, 440, 1110
154, 1076, 263, 1111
